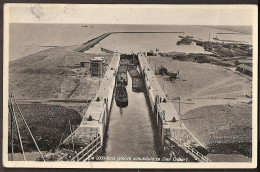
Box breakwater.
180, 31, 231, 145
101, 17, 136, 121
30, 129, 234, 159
75, 33, 112, 52
75, 31, 184, 52
111, 32, 184, 34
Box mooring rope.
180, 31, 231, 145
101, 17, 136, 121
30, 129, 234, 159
9, 96, 26, 161
68, 120, 74, 150
8, 98, 14, 161
57, 120, 69, 150
11, 95, 45, 161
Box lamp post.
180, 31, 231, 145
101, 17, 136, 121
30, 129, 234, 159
98, 62, 101, 86
9, 97, 14, 161
163, 78, 165, 90
178, 97, 181, 116
177, 97, 182, 127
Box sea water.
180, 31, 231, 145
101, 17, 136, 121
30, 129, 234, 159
9, 24, 252, 61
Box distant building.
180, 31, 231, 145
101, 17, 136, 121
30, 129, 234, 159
195, 56, 210, 63
168, 71, 179, 82
177, 53, 199, 61
195, 41, 203, 46
90, 57, 105, 76
147, 50, 155, 56
236, 64, 252, 76
234, 59, 252, 67
177, 38, 192, 45
80, 62, 90, 68
203, 42, 214, 51
214, 47, 235, 57
157, 65, 168, 75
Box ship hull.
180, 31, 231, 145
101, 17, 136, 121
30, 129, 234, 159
115, 99, 128, 107
132, 77, 144, 92
117, 66, 128, 86
115, 87, 128, 107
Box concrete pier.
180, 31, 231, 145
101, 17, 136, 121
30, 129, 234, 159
138, 53, 179, 121
63, 53, 120, 145
138, 53, 179, 143
138, 53, 210, 162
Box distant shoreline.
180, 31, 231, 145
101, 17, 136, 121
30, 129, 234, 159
203, 25, 252, 35
217, 32, 250, 35
9, 24, 252, 61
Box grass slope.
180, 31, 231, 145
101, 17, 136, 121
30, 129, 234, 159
183, 104, 252, 158
9, 46, 112, 100
8, 104, 82, 153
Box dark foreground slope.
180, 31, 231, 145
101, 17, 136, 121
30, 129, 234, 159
8, 104, 82, 153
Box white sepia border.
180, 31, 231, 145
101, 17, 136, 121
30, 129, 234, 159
3, 3, 258, 168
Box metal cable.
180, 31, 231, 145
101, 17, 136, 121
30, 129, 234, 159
12, 95, 45, 161
8, 98, 14, 161
57, 120, 69, 149
68, 120, 74, 150
8, 104, 14, 160
9, 96, 26, 161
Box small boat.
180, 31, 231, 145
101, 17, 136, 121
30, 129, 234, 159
196, 41, 203, 46
179, 35, 193, 39
117, 66, 128, 86
81, 25, 88, 28
213, 34, 219, 40
132, 78, 144, 92
177, 38, 192, 45
115, 85, 128, 107
117, 73, 128, 86
128, 68, 141, 78
186, 36, 194, 38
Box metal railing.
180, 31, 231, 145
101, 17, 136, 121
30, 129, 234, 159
101, 47, 114, 54
165, 135, 211, 162
70, 134, 102, 162
187, 146, 211, 162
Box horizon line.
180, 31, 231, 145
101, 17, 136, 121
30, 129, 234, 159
9, 23, 252, 26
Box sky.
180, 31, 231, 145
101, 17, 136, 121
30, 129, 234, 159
6, 4, 257, 25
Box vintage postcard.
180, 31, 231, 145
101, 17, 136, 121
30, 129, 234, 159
2, 4, 258, 168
